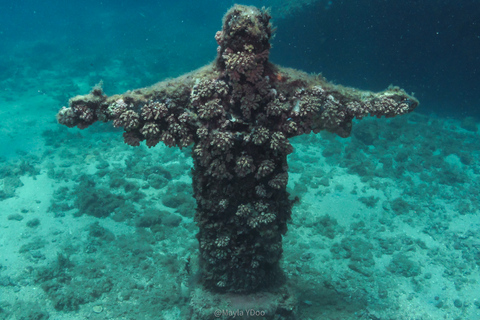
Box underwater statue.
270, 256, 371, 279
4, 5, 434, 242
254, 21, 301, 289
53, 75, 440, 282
56, 5, 418, 319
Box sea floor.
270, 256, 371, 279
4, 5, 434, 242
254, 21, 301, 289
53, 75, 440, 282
1, 88, 480, 319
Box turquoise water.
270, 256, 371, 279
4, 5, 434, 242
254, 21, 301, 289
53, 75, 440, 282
1, 1, 479, 319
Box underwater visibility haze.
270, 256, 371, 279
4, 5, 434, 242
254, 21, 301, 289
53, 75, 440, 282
0, 1, 479, 319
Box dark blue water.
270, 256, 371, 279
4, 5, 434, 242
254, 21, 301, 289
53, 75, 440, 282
272, 0, 480, 118
1, 0, 478, 116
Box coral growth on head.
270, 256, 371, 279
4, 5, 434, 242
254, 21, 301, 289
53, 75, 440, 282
56, 4, 418, 295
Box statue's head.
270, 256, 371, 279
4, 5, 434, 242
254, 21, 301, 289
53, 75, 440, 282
215, 5, 273, 69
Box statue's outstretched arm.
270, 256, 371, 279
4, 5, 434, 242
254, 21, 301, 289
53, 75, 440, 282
269, 67, 419, 138
56, 68, 215, 148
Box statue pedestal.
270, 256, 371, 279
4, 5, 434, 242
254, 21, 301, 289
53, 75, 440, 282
189, 283, 297, 320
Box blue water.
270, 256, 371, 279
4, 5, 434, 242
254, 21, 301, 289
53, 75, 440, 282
2, 1, 478, 117
1, 1, 479, 319
272, 0, 480, 118
1, 0, 478, 118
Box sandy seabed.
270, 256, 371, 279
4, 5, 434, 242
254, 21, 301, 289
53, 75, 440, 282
1, 91, 480, 319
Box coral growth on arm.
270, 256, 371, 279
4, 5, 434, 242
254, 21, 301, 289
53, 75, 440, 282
57, 4, 418, 294
57, 71, 200, 148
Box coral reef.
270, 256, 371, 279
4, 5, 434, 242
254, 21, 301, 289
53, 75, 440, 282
56, 4, 417, 298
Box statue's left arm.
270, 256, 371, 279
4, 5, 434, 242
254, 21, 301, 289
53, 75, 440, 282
272, 67, 419, 138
